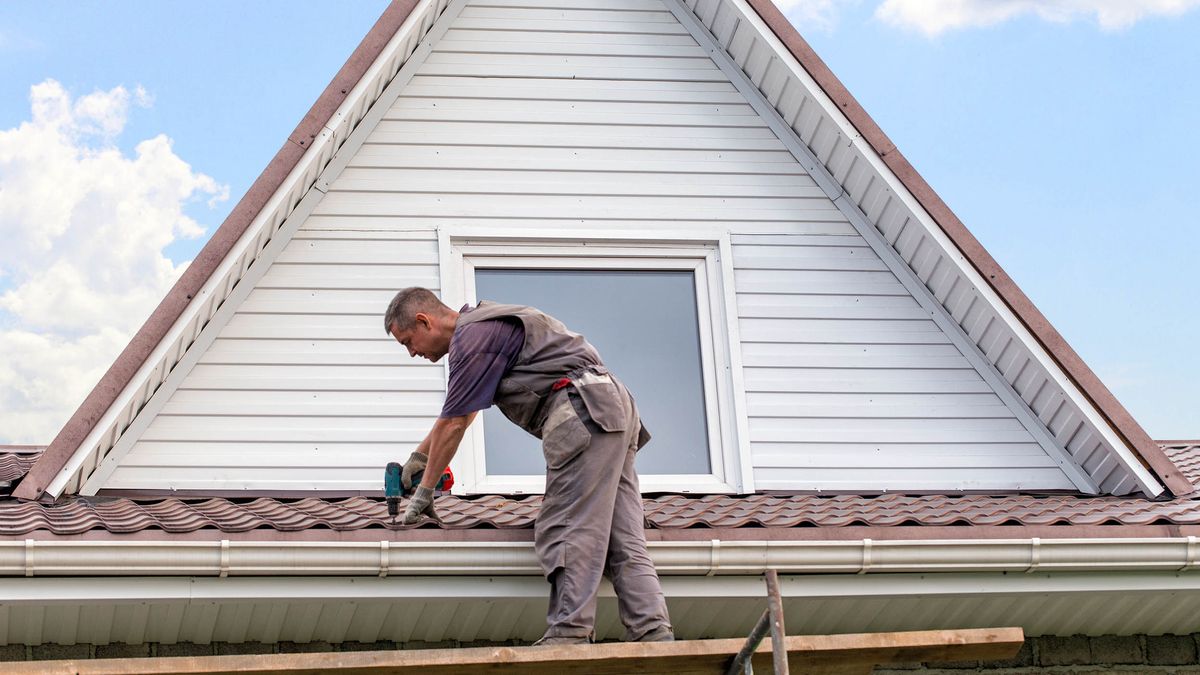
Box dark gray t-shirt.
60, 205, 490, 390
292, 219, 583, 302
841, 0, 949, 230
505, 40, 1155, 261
439, 305, 526, 418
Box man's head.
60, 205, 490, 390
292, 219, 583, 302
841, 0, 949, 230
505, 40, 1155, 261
383, 287, 459, 363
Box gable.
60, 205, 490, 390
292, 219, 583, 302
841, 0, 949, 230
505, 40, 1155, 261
18, 0, 1181, 499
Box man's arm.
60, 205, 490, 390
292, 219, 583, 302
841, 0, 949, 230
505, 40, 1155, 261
421, 411, 478, 489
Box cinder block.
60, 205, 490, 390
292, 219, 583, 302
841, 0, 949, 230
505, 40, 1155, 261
1147, 634, 1197, 665
1089, 635, 1143, 665
157, 643, 215, 657
399, 640, 458, 650
31, 644, 91, 661
873, 661, 921, 670
982, 639, 1035, 668
215, 642, 275, 655
339, 641, 397, 652
926, 658, 978, 669
457, 640, 510, 648
279, 641, 334, 653
0, 645, 28, 661
1037, 635, 1091, 666
95, 643, 150, 659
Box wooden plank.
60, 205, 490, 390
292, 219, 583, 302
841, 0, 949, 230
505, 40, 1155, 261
6, 628, 1023, 674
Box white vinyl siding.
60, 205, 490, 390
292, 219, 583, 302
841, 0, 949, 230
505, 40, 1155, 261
104, 0, 1073, 492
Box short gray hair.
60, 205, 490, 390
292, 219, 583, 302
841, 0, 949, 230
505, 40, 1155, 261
383, 287, 448, 334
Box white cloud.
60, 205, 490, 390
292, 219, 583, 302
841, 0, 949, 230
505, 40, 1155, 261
876, 0, 1200, 36
0, 79, 226, 443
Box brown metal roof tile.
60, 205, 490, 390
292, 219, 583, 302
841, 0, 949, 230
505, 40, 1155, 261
4, 491, 1196, 537
1162, 443, 1200, 487
0, 446, 44, 484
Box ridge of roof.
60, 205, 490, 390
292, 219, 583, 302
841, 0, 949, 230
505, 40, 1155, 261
12, 1, 421, 502
741, 0, 1189, 496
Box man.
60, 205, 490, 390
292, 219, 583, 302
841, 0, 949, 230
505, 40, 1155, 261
383, 287, 674, 645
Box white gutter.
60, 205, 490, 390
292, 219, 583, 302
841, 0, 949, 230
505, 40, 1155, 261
2, 537, 1198, 577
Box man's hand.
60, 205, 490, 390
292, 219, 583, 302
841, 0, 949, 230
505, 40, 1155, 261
401, 451, 428, 491
402, 485, 437, 525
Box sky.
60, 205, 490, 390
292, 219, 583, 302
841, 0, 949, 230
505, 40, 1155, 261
0, 0, 1196, 444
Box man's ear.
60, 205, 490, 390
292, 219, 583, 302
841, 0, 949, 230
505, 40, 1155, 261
413, 312, 432, 330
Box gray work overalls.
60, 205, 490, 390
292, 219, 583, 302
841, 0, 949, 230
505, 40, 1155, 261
457, 301, 672, 641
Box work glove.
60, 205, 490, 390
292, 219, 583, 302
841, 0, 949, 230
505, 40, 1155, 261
401, 451, 428, 491
402, 485, 438, 525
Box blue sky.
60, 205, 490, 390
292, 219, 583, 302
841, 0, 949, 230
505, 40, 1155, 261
0, 1, 1195, 440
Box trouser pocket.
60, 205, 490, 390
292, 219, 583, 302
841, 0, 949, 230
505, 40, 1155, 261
574, 371, 627, 433
542, 397, 591, 470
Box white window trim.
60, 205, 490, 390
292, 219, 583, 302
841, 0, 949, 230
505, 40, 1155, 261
437, 227, 753, 495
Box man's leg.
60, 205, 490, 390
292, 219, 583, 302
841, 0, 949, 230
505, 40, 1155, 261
534, 392, 628, 640
605, 439, 672, 640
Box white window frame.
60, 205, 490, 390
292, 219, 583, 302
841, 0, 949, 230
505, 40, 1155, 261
437, 227, 753, 495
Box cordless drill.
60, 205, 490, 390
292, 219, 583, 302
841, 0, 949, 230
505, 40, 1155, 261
384, 462, 454, 521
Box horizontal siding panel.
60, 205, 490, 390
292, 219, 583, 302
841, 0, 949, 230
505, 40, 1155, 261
449, 17, 689, 35
106, 466, 393, 489
387, 97, 760, 124
752, 467, 1074, 491
739, 317, 949, 341
749, 417, 1033, 444
751, 441, 1049, 457
367, 120, 788, 150
753, 447, 1058, 469
179, 364, 444, 392
469, 0, 669, 10
456, 6, 680, 23
331, 169, 820, 198
733, 269, 902, 296
744, 367, 993, 394
435, 37, 706, 57
161, 390, 441, 417
402, 75, 740, 101
351, 144, 805, 174
313, 193, 842, 221
141, 416, 431, 443
743, 391, 1006, 408
257, 264, 438, 290
737, 295, 929, 321
423, 52, 717, 72
274, 238, 438, 265
200, 338, 410, 366
416, 62, 722, 80
299, 216, 851, 235
121, 444, 427, 468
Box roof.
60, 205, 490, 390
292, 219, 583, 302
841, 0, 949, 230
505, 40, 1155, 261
1, 492, 1199, 538
0, 446, 43, 492
13, 0, 1189, 499
2, 444, 1196, 539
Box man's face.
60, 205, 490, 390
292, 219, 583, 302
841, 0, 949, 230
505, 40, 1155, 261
389, 313, 451, 363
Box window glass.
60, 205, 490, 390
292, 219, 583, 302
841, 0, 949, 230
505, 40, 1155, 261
475, 269, 711, 476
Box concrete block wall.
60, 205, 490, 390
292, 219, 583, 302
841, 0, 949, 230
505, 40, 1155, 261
877, 634, 1200, 674
0, 634, 1198, 671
